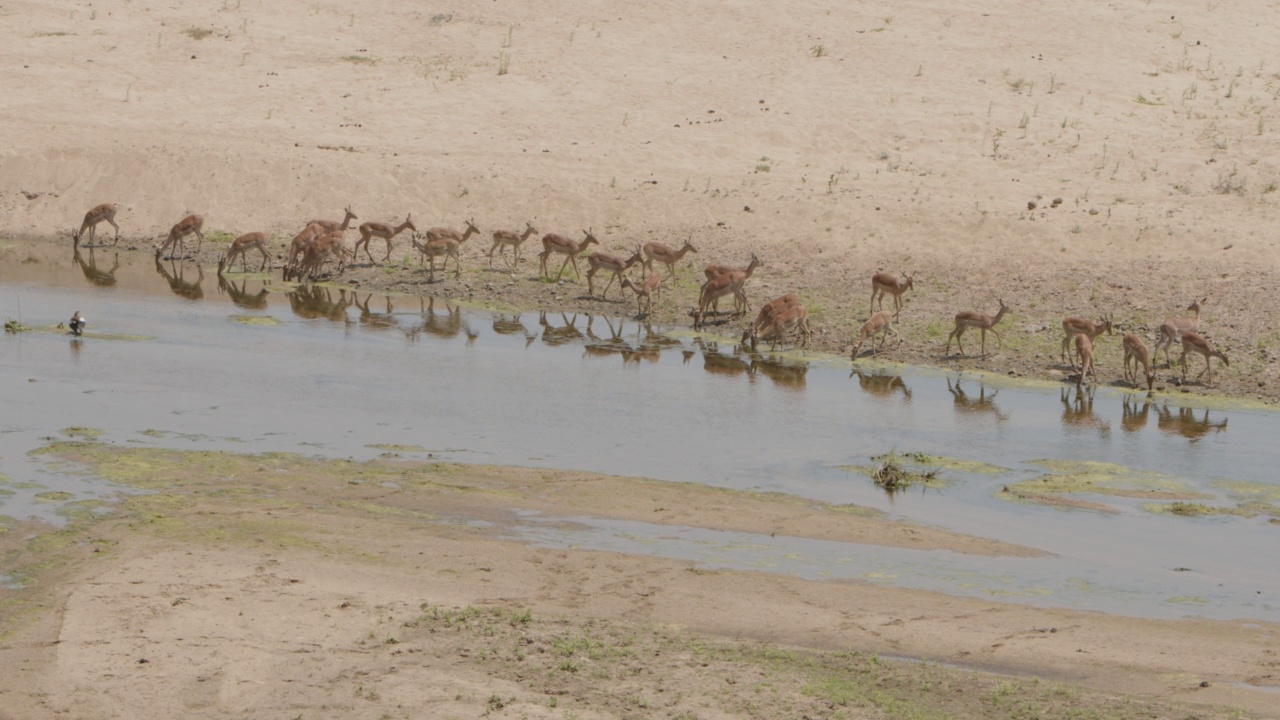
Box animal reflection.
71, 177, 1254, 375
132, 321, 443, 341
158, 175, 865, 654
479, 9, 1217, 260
539, 311, 584, 346
72, 247, 120, 287
1120, 395, 1153, 434
751, 356, 807, 390
698, 338, 754, 381
850, 369, 912, 402
1059, 385, 1111, 436
1155, 403, 1228, 443
287, 285, 353, 322
947, 375, 1006, 422
351, 292, 402, 331
153, 257, 204, 301
491, 313, 536, 347
217, 274, 270, 310
405, 297, 475, 344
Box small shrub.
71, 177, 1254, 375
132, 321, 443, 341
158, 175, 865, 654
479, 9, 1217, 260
183, 27, 213, 40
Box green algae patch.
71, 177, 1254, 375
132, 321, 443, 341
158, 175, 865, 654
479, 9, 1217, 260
1000, 459, 1210, 513
1210, 478, 1280, 506
366, 443, 429, 453
230, 315, 281, 326
33, 491, 73, 503
61, 427, 103, 439
891, 452, 1008, 476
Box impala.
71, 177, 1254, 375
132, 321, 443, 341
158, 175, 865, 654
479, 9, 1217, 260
1179, 331, 1229, 384
488, 222, 538, 267
620, 272, 663, 316
944, 299, 1009, 357
1154, 298, 1207, 367
697, 253, 761, 316
1074, 333, 1096, 389
353, 214, 417, 264
1122, 333, 1155, 393
642, 237, 698, 282
283, 223, 326, 281
1060, 313, 1113, 369
744, 301, 810, 352
308, 206, 358, 234
851, 310, 899, 359
155, 213, 205, 259
72, 203, 120, 247
742, 293, 800, 347
409, 232, 462, 282
295, 230, 352, 281
538, 229, 599, 280
218, 232, 271, 274
869, 271, 915, 316
586, 246, 643, 298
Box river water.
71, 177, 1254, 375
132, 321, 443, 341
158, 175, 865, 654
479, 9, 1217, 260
1, 243, 1277, 621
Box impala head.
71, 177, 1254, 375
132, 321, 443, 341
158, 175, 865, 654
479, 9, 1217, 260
465, 218, 479, 234
1189, 297, 1206, 313
683, 236, 698, 253
343, 206, 358, 221
903, 271, 916, 290
582, 228, 599, 247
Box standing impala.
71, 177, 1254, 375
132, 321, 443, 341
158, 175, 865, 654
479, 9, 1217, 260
1154, 297, 1207, 367
539, 229, 599, 281
308, 206, 358, 234
409, 232, 462, 282
353, 214, 417, 264
642, 237, 698, 282
869, 271, 915, 316
585, 246, 644, 299
488, 222, 538, 267
1074, 333, 1097, 389
1060, 313, 1114, 369
944, 299, 1010, 357
1122, 333, 1155, 393
72, 203, 121, 247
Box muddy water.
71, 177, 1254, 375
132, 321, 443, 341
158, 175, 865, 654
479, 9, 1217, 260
2, 243, 1277, 621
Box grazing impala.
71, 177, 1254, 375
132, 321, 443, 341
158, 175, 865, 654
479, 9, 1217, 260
744, 300, 810, 352
851, 310, 899, 359
1154, 297, 1207, 367
353, 214, 417, 264
944, 299, 1009, 357
295, 230, 352, 281
742, 294, 800, 347
642, 237, 698, 282
586, 246, 643, 299
72, 203, 121, 247
1179, 331, 1229, 384
539, 229, 599, 281
869, 271, 915, 316
283, 223, 326, 281
488, 222, 538, 267
155, 213, 205, 259
218, 232, 271, 274
1122, 333, 1155, 393
1060, 313, 1114, 369
620, 272, 663, 317
1074, 333, 1097, 388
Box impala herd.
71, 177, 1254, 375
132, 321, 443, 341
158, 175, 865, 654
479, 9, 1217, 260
71, 204, 1230, 393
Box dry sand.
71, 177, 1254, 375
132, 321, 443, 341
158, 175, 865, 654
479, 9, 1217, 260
3, 0, 1280, 716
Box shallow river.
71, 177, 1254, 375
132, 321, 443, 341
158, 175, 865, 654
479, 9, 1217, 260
2, 243, 1277, 621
